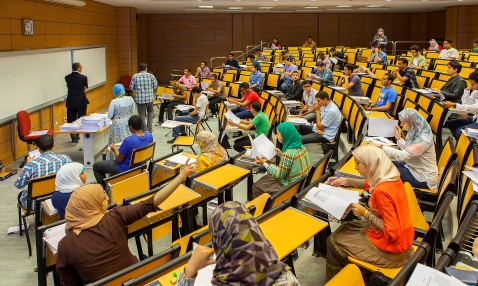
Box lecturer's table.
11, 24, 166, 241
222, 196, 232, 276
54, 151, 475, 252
56, 125, 111, 168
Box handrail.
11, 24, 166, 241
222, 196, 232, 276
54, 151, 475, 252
210, 57, 227, 69
231, 51, 244, 61
392, 40, 444, 56
260, 41, 270, 49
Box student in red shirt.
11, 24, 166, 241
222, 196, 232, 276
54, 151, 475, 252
324, 144, 414, 280
228, 82, 261, 119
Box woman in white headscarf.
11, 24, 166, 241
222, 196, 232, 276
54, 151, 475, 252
427, 39, 443, 51
51, 163, 86, 220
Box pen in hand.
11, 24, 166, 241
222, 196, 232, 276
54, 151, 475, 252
326, 175, 344, 184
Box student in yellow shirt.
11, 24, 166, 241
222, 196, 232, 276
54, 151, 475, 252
196, 131, 229, 173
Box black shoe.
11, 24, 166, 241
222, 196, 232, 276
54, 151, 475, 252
179, 133, 187, 137
167, 138, 176, 144
156, 121, 164, 126
72, 139, 79, 143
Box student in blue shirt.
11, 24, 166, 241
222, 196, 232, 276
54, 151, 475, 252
93, 115, 154, 188
244, 54, 262, 72
248, 64, 263, 93
367, 73, 398, 114
223, 53, 240, 69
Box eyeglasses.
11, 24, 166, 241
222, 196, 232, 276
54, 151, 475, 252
302, 85, 311, 88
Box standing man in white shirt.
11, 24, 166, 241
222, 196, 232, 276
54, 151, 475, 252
130, 63, 158, 133
439, 38, 459, 60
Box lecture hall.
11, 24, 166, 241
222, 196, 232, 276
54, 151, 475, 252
3, 0, 478, 285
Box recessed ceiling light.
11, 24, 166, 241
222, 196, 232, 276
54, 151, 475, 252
304, 6, 319, 8
261, 4, 276, 6
337, 5, 352, 7
198, 5, 213, 8
274, 0, 279, 1
259, 6, 274, 9
366, 5, 386, 7
385, 0, 392, 1
229, 6, 243, 9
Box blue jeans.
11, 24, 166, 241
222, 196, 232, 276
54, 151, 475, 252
172, 113, 199, 137
232, 107, 254, 119
280, 77, 292, 93
447, 116, 476, 140
393, 161, 429, 189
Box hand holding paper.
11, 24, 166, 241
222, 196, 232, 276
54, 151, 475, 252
368, 117, 398, 137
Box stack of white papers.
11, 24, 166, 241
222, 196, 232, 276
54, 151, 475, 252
59, 123, 81, 132
368, 117, 398, 137
42, 199, 59, 216
28, 130, 50, 136
364, 136, 396, 146
43, 223, 66, 254
304, 184, 359, 219
247, 134, 276, 160
225, 110, 241, 124
329, 86, 347, 91
166, 153, 198, 165
463, 128, 478, 139
176, 105, 195, 112
406, 264, 467, 286
288, 118, 309, 125
462, 165, 478, 193
80, 113, 111, 132
159, 93, 174, 99
275, 64, 284, 68
239, 65, 247, 68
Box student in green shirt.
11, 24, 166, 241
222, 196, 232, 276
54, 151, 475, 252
228, 101, 270, 152
473, 39, 478, 53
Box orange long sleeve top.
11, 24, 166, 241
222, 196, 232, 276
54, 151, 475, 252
364, 179, 414, 253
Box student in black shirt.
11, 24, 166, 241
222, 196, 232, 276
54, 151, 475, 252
282, 71, 302, 101
223, 53, 240, 69
330, 48, 346, 70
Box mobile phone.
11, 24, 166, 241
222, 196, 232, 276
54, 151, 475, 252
164, 160, 178, 167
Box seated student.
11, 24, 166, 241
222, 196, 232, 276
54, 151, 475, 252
281, 71, 302, 101
56, 162, 196, 285
325, 144, 414, 280
303, 36, 317, 48
51, 163, 86, 220
223, 53, 240, 69
338, 64, 363, 96
179, 68, 197, 89
427, 39, 442, 51
206, 74, 227, 118
367, 45, 388, 68
228, 101, 271, 152
158, 77, 187, 123
367, 73, 398, 114
374, 109, 438, 190
289, 80, 318, 122
195, 61, 211, 79
271, 37, 282, 50
255, 48, 268, 62
317, 52, 331, 69
473, 39, 478, 53
167, 86, 207, 143
430, 60, 467, 103
248, 64, 263, 93
298, 91, 341, 147
92, 115, 153, 189
445, 71, 478, 139
439, 38, 459, 60
252, 122, 310, 198
15, 134, 72, 210
309, 61, 334, 86
279, 51, 295, 65
330, 47, 346, 70
229, 82, 261, 119
393, 58, 418, 89
176, 201, 299, 286
409, 45, 427, 70
278, 58, 298, 93
244, 54, 262, 72
196, 131, 229, 173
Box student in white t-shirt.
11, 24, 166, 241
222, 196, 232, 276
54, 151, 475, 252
439, 38, 459, 60
168, 86, 208, 143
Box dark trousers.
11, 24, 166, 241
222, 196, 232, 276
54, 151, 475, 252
93, 160, 120, 189
233, 135, 255, 152
67, 106, 87, 142
298, 125, 329, 144
251, 87, 260, 93
208, 96, 226, 115
447, 116, 476, 140
159, 100, 183, 121
393, 161, 429, 189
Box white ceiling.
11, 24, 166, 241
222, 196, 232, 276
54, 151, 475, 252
94, 0, 477, 13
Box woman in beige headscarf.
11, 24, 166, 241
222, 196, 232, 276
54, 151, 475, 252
56, 163, 196, 285
324, 144, 414, 281
196, 131, 229, 173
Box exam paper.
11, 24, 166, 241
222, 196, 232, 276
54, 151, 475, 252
329, 85, 347, 91
272, 67, 280, 74
304, 184, 359, 219
29, 149, 41, 160
225, 110, 241, 124
28, 130, 50, 136
160, 93, 174, 99
330, 58, 338, 65
201, 82, 208, 90
43, 223, 66, 253
275, 64, 284, 68
406, 264, 467, 286
251, 134, 277, 160
307, 73, 320, 80
368, 117, 398, 137
167, 153, 197, 165
288, 118, 309, 124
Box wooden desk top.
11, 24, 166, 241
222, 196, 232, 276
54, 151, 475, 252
260, 207, 328, 259
56, 124, 110, 134
193, 164, 249, 191
337, 156, 363, 179
155, 153, 198, 171
365, 111, 391, 119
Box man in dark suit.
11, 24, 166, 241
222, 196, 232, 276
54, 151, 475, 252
65, 62, 89, 143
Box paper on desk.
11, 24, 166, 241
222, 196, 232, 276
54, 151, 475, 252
351, 96, 370, 101
45, 199, 59, 215
225, 110, 241, 124
160, 93, 174, 99
28, 130, 49, 137
330, 58, 338, 65
201, 82, 209, 90
364, 136, 396, 146
167, 153, 197, 165
29, 149, 41, 160
202, 91, 215, 95
275, 64, 284, 68
406, 263, 467, 286
224, 65, 231, 68
272, 67, 280, 75
307, 73, 320, 80
288, 118, 309, 124
249, 134, 276, 160
43, 223, 66, 253
304, 184, 359, 220
368, 117, 398, 137
329, 85, 347, 91
176, 105, 195, 112
239, 65, 247, 68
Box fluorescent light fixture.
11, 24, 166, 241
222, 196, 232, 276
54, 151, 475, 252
327, 8, 353, 10
274, 0, 279, 1
259, 6, 274, 9
304, 6, 319, 8
198, 5, 213, 8
44, 0, 85, 6
296, 9, 323, 11
186, 8, 215, 10
229, 6, 243, 9
261, 4, 276, 6
366, 5, 386, 7
337, 5, 352, 7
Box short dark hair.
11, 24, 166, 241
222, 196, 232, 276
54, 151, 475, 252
398, 58, 409, 65
281, 51, 287, 55
318, 52, 325, 56
383, 72, 395, 82
448, 60, 462, 73
302, 80, 312, 86
229, 53, 234, 56
192, 86, 202, 94
251, 101, 261, 112
211, 74, 218, 79
316, 61, 325, 67
410, 45, 420, 52
284, 58, 291, 63
444, 38, 453, 44
344, 64, 355, 71
316, 91, 329, 100
375, 44, 384, 50
247, 54, 255, 60
72, 62, 81, 71
128, 115, 142, 131
255, 49, 261, 53
308, 36, 312, 39
239, 82, 250, 90
201, 61, 207, 66
330, 47, 336, 52
252, 63, 259, 71
139, 63, 147, 71
474, 39, 478, 45
36, 135, 54, 152
291, 71, 299, 75
169, 76, 179, 82
469, 70, 478, 82
184, 67, 191, 72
